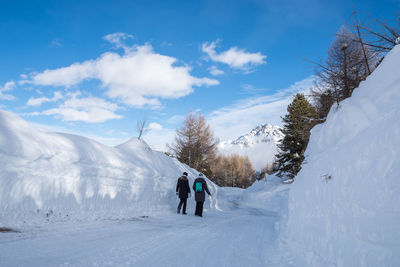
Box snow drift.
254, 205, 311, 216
0, 111, 219, 226
286, 45, 400, 266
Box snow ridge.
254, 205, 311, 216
0, 111, 219, 226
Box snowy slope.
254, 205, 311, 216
0, 111, 219, 226
218, 123, 283, 170
0, 175, 294, 267
286, 45, 400, 266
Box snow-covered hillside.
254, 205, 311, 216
286, 45, 400, 266
218, 123, 283, 170
0, 111, 219, 226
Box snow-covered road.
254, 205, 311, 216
0, 183, 294, 267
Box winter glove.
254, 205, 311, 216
176, 192, 178, 196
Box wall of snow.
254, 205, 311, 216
0, 111, 219, 226
285, 45, 400, 266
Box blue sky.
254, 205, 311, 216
0, 0, 399, 149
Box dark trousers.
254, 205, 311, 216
195, 201, 204, 216
177, 198, 187, 214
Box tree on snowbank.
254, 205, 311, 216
169, 112, 219, 176
275, 94, 317, 179
312, 8, 399, 121
137, 118, 149, 140
348, 9, 400, 56
312, 26, 377, 120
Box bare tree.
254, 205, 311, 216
312, 26, 377, 120
209, 154, 256, 188
350, 1, 372, 75
346, 7, 399, 58
311, 8, 400, 121
137, 118, 149, 140
355, 17, 399, 54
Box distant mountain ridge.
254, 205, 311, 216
218, 123, 283, 171
229, 124, 283, 147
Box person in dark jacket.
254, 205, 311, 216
192, 173, 211, 217
176, 172, 191, 215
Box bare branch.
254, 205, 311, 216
137, 118, 149, 140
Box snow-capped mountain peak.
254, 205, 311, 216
230, 124, 283, 147
218, 123, 283, 170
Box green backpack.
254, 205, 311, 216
195, 181, 203, 192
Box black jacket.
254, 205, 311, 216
193, 177, 211, 202
176, 176, 191, 199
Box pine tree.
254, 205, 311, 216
276, 94, 318, 179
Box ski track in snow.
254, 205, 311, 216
0, 182, 294, 267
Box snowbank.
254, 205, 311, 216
0, 111, 219, 226
286, 45, 400, 266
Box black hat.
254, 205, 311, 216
183, 172, 188, 176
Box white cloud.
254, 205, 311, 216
202, 40, 266, 70
37, 92, 123, 123
148, 122, 163, 130
208, 76, 316, 141
32, 60, 97, 87
103, 32, 134, 51
31, 42, 219, 108
1, 81, 15, 92
27, 91, 63, 107
208, 65, 225, 76
0, 81, 16, 100
240, 83, 271, 95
